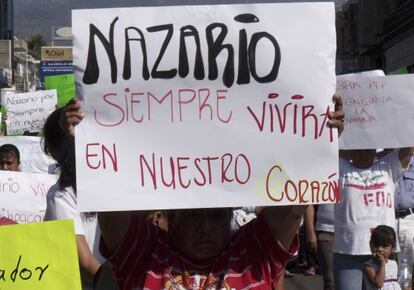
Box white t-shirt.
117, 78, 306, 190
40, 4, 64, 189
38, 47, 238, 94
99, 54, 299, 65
45, 184, 105, 290
316, 204, 335, 233
334, 151, 404, 255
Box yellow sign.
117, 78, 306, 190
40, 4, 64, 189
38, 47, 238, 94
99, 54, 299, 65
41, 47, 72, 61
0, 220, 82, 290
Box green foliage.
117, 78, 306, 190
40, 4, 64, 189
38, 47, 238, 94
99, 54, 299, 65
27, 34, 46, 59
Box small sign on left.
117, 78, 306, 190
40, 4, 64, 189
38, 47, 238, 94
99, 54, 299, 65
1, 90, 58, 135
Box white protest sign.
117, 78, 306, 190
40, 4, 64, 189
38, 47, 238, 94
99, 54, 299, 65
337, 74, 414, 149
2, 90, 57, 135
0, 136, 55, 173
0, 171, 57, 224
73, 3, 338, 211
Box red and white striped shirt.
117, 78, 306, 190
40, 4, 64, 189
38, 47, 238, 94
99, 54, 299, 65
101, 212, 298, 290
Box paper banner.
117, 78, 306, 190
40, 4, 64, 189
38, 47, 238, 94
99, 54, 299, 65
0, 170, 57, 224
73, 3, 338, 211
1, 90, 57, 135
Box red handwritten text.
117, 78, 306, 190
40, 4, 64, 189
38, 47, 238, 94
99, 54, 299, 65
86, 143, 118, 171
94, 88, 232, 126
247, 93, 334, 142
139, 152, 251, 190
265, 165, 339, 204
363, 191, 392, 208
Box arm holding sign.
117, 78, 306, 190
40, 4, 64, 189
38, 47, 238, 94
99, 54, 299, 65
45, 185, 101, 281
59, 99, 84, 139
44, 106, 101, 285
76, 235, 101, 276
59, 99, 133, 256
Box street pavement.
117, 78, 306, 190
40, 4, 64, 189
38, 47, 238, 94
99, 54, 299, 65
285, 267, 324, 290
285, 273, 323, 290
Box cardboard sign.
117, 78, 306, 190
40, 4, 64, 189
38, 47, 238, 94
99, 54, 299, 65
0, 220, 82, 290
0, 170, 57, 224
337, 74, 414, 149
2, 90, 57, 135
73, 3, 338, 211
0, 136, 56, 174
44, 74, 75, 107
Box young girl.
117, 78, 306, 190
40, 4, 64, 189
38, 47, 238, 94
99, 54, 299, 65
363, 225, 401, 290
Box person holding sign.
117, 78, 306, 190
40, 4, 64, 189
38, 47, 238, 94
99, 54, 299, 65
334, 147, 414, 290
58, 96, 344, 290
43, 108, 104, 290
0, 144, 21, 171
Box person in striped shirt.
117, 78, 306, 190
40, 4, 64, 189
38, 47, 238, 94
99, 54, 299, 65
61, 96, 344, 290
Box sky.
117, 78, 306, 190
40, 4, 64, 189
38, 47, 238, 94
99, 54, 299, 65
14, 0, 349, 42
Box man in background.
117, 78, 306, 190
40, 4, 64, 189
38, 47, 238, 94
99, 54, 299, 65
0, 144, 21, 171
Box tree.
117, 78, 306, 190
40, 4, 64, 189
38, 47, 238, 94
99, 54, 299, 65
27, 34, 46, 59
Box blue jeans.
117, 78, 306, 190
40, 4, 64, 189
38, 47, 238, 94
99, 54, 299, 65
333, 253, 371, 290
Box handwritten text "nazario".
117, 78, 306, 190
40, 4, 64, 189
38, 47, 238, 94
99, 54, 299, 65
82, 14, 281, 88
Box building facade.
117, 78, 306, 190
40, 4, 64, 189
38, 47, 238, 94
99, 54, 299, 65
0, 0, 13, 40
337, 0, 414, 74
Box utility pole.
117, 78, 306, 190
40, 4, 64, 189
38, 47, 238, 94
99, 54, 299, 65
10, 0, 14, 86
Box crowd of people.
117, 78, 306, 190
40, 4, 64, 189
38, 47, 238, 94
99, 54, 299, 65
0, 91, 413, 290
302, 148, 414, 290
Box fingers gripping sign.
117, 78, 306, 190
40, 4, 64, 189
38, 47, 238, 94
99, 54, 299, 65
328, 95, 345, 136
59, 98, 84, 139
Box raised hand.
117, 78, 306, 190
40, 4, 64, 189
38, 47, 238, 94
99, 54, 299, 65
59, 99, 84, 139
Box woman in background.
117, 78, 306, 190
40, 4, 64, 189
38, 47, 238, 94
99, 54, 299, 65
43, 107, 103, 290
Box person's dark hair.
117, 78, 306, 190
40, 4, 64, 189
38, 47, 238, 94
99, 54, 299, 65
0, 144, 21, 163
43, 108, 76, 191
370, 225, 396, 249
